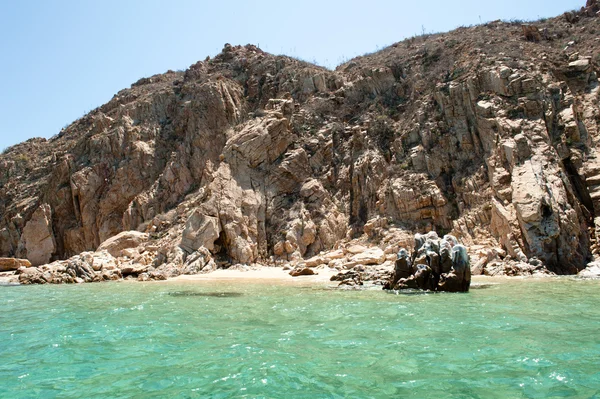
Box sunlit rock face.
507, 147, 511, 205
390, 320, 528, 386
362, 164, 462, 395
3, 5, 600, 280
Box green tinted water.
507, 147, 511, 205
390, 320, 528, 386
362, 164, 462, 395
1, 278, 599, 398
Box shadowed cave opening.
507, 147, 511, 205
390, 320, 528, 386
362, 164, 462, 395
541, 203, 553, 218
213, 229, 230, 265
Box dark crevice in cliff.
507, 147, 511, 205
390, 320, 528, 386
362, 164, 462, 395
213, 229, 230, 265
563, 157, 595, 223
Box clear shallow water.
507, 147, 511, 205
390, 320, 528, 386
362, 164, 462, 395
1, 279, 599, 398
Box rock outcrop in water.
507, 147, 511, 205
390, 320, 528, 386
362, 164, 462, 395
3, 2, 600, 284
384, 232, 471, 292
328, 232, 471, 291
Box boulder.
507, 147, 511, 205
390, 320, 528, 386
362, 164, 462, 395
578, 262, 600, 278
346, 245, 367, 254
83, 250, 118, 271
303, 255, 329, 267
65, 258, 96, 282
0, 258, 31, 272
16, 251, 126, 284
522, 25, 541, 42
330, 270, 363, 286
180, 211, 220, 253
152, 270, 168, 280
120, 264, 148, 277
97, 231, 149, 258
330, 263, 393, 287
399, 264, 434, 291
323, 249, 346, 261
289, 267, 316, 277
438, 245, 471, 292
18, 267, 48, 285
383, 249, 412, 289
345, 247, 386, 267
20, 204, 56, 266
182, 248, 215, 275
568, 59, 591, 72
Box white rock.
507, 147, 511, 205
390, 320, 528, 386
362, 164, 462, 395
344, 247, 386, 267
578, 262, 600, 278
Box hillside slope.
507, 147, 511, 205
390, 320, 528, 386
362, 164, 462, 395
2, 1, 600, 281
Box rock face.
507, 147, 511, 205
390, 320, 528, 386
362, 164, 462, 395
18, 204, 56, 266
2, 5, 600, 282
384, 232, 471, 292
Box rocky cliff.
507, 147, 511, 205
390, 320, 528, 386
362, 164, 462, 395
2, 1, 600, 280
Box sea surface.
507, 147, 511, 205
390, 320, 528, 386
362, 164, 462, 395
1, 278, 599, 398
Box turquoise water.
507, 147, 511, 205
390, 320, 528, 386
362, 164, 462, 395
1, 278, 599, 398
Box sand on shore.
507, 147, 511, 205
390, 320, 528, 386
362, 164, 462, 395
166, 265, 544, 286
0, 274, 16, 285
1, 264, 566, 287
168, 265, 340, 285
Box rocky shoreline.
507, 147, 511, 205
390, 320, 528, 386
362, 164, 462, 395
2, 260, 597, 288
2, 229, 597, 288
3, 3, 600, 284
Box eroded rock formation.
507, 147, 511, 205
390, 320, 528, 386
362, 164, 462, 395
383, 232, 471, 292
3, 3, 600, 283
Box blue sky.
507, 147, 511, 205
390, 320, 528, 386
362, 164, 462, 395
0, 0, 583, 151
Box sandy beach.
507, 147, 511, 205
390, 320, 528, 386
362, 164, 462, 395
1, 264, 568, 287
166, 265, 545, 286
169, 265, 341, 285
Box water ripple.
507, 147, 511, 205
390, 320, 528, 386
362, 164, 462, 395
0, 279, 599, 398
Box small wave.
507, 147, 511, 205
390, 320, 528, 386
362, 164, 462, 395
0, 282, 21, 287
385, 289, 431, 296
